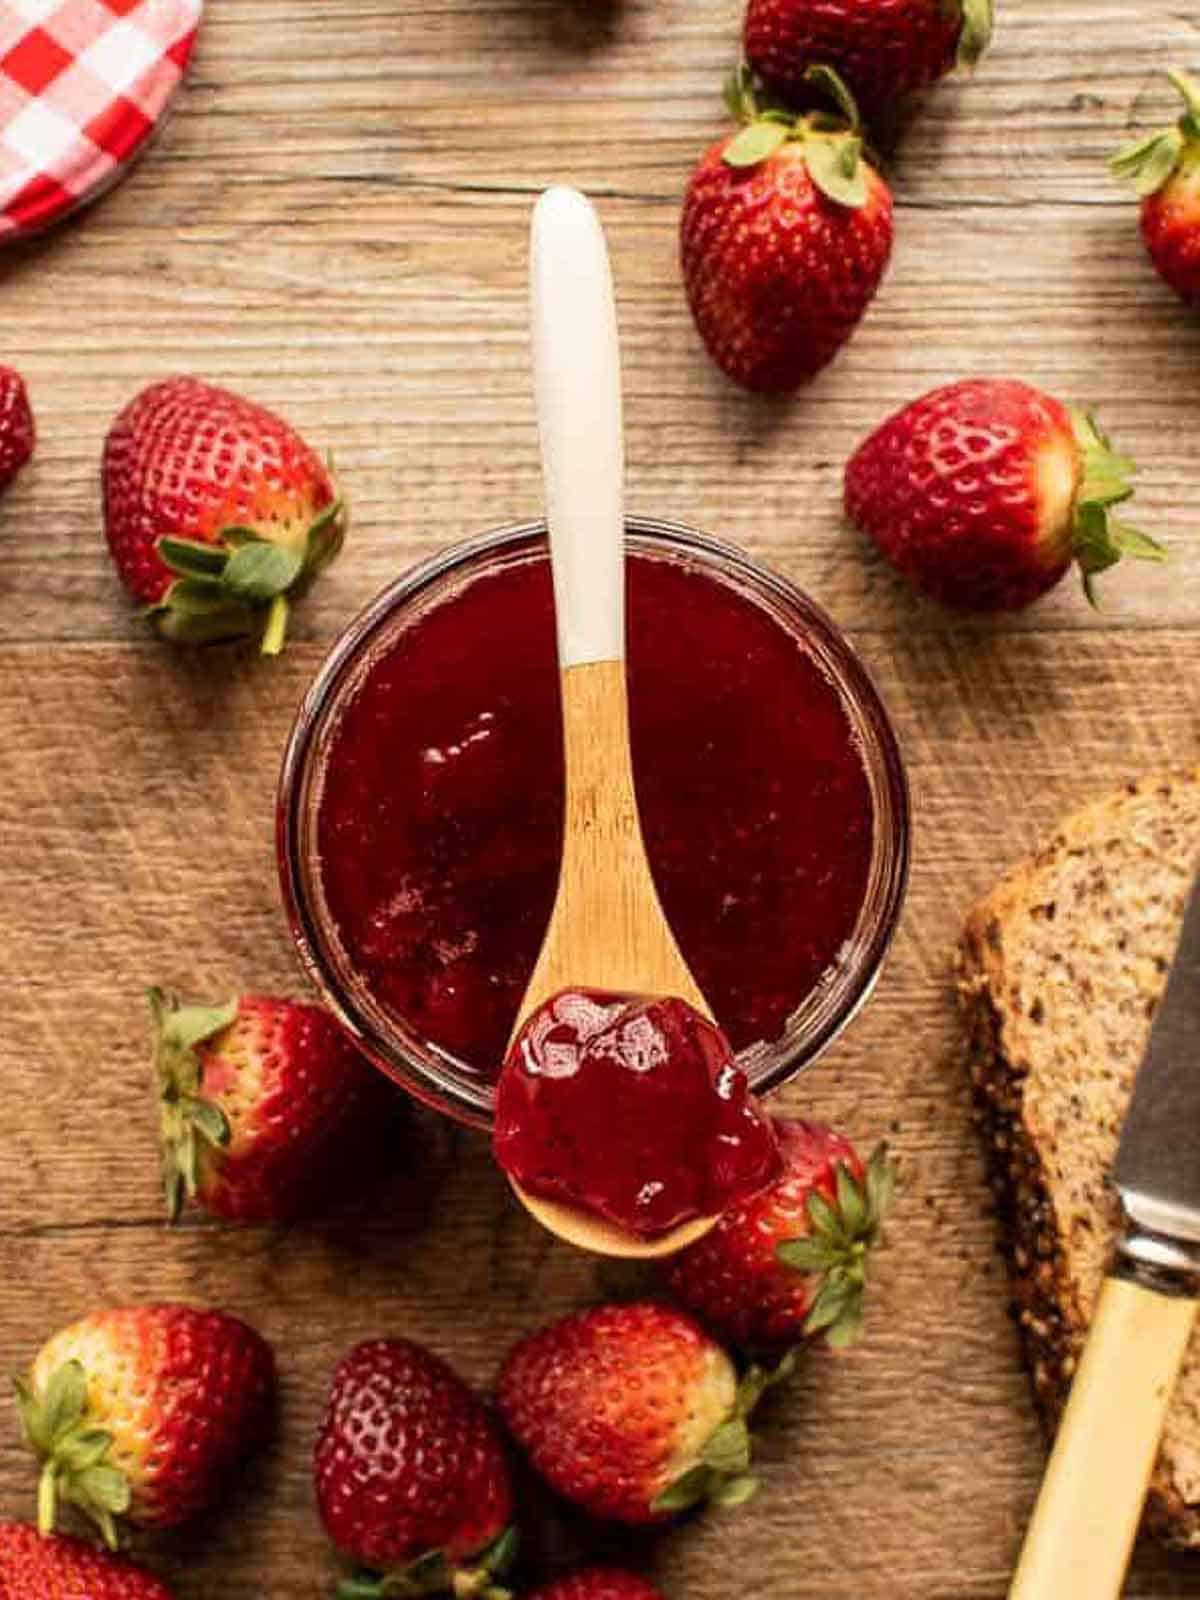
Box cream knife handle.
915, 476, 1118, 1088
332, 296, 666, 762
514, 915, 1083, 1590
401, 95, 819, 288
1009, 1274, 1198, 1600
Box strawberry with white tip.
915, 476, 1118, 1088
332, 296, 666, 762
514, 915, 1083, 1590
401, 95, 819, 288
1112, 69, 1200, 306
151, 989, 401, 1226
845, 378, 1167, 611
102, 377, 346, 653
498, 1301, 787, 1525
13, 1305, 274, 1548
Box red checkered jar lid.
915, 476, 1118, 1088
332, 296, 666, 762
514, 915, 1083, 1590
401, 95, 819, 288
0, 0, 201, 240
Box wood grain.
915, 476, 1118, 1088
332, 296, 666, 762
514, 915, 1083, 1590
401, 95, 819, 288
2, 0, 1200, 1595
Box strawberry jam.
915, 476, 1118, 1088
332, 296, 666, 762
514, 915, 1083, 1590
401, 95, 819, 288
315, 551, 875, 1078
494, 989, 782, 1237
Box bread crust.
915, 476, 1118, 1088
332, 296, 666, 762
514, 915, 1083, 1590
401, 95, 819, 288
958, 771, 1200, 1547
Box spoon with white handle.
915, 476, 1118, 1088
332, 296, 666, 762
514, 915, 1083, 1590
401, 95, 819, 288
506, 186, 719, 1260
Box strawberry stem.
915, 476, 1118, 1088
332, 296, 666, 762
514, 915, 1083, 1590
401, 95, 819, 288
333, 1568, 512, 1599
956, 0, 994, 70
333, 1531, 517, 1599
36, 1459, 57, 1537
1168, 67, 1200, 135
1111, 69, 1200, 196
261, 593, 290, 656
802, 63, 860, 132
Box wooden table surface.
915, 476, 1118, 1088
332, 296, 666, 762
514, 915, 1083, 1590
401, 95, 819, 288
2, 1, 1200, 1595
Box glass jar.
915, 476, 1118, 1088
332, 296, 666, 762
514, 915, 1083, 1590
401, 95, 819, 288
278, 516, 910, 1131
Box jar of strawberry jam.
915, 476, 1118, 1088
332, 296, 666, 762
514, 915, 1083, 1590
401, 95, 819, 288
277, 518, 909, 1130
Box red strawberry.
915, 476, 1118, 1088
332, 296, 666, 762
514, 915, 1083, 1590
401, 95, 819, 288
0, 365, 34, 490
744, 0, 993, 123
844, 378, 1167, 611
1112, 69, 1200, 307
151, 989, 401, 1225
14, 1305, 275, 1548
0, 1523, 173, 1599
681, 68, 893, 392
315, 1339, 515, 1599
662, 1120, 895, 1350
498, 1301, 779, 1525
528, 1572, 665, 1600
102, 376, 346, 653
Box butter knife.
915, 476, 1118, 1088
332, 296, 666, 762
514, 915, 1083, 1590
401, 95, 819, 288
1010, 870, 1200, 1598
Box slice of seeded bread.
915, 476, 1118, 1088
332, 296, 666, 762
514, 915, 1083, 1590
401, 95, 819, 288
958, 770, 1200, 1546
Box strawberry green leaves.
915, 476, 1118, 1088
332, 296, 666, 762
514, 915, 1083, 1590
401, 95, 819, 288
1068, 409, 1168, 607
777, 1145, 896, 1349
150, 988, 238, 1055
223, 539, 305, 601
150, 987, 237, 1223
147, 493, 346, 655
1111, 70, 1200, 198
724, 121, 789, 168
1111, 127, 1185, 198
157, 537, 227, 578
13, 1360, 131, 1551
652, 1350, 797, 1517
803, 62, 861, 131
720, 62, 874, 209
334, 1528, 518, 1599
804, 134, 868, 208
652, 1423, 753, 1516
723, 62, 759, 124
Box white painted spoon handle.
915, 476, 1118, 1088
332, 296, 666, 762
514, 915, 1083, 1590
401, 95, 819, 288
530, 185, 625, 669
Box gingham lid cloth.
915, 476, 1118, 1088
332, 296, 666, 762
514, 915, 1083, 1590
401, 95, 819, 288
0, 0, 201, 240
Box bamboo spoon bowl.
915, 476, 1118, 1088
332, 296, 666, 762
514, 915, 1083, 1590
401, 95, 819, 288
505, 185, 721, 1259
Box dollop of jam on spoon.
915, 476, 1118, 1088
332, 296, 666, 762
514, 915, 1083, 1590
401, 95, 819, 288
494, 989, 781, 1240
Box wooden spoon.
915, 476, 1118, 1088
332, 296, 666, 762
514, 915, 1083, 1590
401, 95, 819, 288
505, 185, 720, 1260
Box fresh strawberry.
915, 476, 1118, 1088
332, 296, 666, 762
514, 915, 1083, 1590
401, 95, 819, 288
498, 1301, 781, 1525
681, 68, 893, 392
744, 0, 993, 123
0, 365, 34, 490
314, 1339, 516, 1599
527, 1572, 665, 1600
14, 1305, 275, 1547
1112, 69, 1200, 307
151, 988, 400, 1225
662, 1120, 894, 1350
102, 376, 346, 653
844, 378, 1167, 611
0, 1523, 173, 1599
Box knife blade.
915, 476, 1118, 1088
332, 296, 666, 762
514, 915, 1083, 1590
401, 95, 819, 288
1114, 870, 1200, 1247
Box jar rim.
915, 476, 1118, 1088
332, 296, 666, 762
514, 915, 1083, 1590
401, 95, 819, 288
277, 515, 910, 1131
